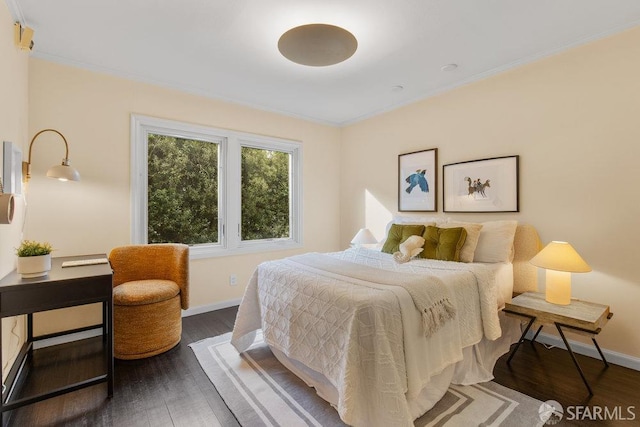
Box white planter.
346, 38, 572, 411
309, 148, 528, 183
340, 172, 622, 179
17, 254, 52, 278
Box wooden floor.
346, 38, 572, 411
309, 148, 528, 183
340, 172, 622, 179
4, 307, 639, 426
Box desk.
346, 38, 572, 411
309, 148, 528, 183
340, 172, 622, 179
0, 254, 113, 422
504, 292, 612, 395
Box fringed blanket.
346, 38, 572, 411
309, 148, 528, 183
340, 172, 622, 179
290, 253, 456, 337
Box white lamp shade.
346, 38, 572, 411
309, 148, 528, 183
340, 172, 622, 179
47, 163, 80, 182
529, 241, 591, 273
351, 228, 377, 245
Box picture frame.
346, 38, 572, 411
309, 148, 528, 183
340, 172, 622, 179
398, 148, 437, 212
443, 155, 519, 213
2, 141, 23, 195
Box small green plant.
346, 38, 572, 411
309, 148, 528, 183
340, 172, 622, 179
15, 240, 53, 257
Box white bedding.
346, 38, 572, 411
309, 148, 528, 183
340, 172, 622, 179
231, 247, 516, 427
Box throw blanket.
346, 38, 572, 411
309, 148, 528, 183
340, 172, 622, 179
290, 253, 456, 337
332, 248, 503, 341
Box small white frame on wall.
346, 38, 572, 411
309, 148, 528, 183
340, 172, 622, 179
3, 141, 23, 195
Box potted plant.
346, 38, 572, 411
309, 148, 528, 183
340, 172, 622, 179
15, 240, 53, 278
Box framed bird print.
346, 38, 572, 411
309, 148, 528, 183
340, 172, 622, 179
398, 148, 437, 212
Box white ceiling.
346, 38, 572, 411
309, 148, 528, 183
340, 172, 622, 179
7, 0, 640, 126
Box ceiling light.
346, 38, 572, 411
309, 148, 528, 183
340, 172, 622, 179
278, 24, 357, 67
441, 63, 458, 72
391, 85, 404, 92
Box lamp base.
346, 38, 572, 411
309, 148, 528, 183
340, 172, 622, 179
545, 269, 571, 305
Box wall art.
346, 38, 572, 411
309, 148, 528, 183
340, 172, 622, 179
443, 155, 519, 212
398, 148, 437, 212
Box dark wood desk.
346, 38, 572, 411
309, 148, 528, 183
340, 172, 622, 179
0, 254, 113, 422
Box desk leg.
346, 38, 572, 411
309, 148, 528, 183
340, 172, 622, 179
555, 323, 593, 395
27, 314, 33, 358
1, 317, 3, 426
102, 302, 107, 343
507, 314, 536, 364
107, 299, 114, 397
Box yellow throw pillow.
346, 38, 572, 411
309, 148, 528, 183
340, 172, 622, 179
420, 226, 468, 262
381, 224, 426, 254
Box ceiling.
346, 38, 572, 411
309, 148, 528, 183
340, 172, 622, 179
8, 0, 640, 126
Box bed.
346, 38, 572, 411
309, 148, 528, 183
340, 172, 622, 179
231, 220, 541, 427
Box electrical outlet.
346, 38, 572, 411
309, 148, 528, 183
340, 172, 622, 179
229, 274, 237, 286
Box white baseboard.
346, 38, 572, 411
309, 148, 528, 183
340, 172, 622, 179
526, 330, 640, 371
182, 298, 241, 317
33, 298, 242, 349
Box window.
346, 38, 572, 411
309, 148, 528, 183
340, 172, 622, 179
131, 115, 302, 258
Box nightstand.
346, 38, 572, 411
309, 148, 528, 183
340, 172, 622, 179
503, 292, 613, 395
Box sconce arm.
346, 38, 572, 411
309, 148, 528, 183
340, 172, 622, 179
24, 129, 71, 180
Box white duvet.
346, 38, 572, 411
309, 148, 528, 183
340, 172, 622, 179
231, 247, 505, 427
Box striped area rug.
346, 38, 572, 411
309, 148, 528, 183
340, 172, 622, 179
190, 333, 544, 427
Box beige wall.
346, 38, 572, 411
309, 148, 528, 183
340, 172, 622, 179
0, 3, 28, 380
341, 27, 640, 359
26, 59, 342, 335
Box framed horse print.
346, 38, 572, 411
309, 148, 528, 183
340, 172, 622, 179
398, 148, 437, 212
443, 155, 519, 212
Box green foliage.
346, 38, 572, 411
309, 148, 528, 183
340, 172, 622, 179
15, 240, 53, 257
241, 147, 290, 240
147, 134, 291, 245
148, 134, 219, 244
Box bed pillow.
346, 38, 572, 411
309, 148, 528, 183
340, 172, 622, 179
379, 219, 435, 250
438, 222, 483, 263
420, 226, 467, 262
381, 224, 426, 254
473, 220, 518, 263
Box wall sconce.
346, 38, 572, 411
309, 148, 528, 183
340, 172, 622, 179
22, 129, 81, 182
529, 241, 591, 305
14, 22, 34, 51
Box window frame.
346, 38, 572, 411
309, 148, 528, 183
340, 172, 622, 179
131, 114, 303, 259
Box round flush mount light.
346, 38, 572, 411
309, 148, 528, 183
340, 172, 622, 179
441, 63, 458, 72
278, 24, 358, 67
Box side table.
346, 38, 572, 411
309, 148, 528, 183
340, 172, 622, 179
503, 292, 612, 395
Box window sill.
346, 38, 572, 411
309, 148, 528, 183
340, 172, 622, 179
188, 240, 303, 260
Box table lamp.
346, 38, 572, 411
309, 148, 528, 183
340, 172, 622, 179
529, 241, 591, 305
350, 228, 377, 248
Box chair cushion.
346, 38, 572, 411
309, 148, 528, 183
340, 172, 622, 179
113, 280, 180, 306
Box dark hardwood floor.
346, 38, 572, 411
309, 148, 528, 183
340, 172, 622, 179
4, 307, 639, 426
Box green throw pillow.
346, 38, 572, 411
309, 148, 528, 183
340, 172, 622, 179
381, 224, 425, 254
420, 226, 468, 262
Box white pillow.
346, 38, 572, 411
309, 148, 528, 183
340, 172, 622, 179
438, 221, 483, 263
473, 220, 518, 263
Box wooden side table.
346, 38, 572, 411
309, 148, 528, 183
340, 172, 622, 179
503, 292, 613, 395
